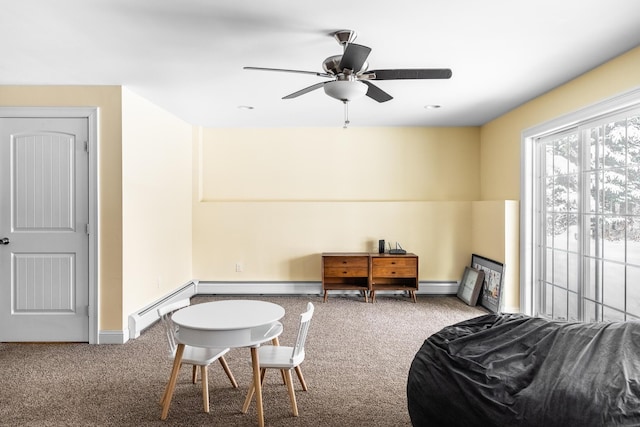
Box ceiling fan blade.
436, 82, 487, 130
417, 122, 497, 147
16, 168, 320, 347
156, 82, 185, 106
338, 43, 371, 72
244, 66, 332, 78
282, 82, 327, 99
366, 68, 453, 80
362, 81, 393, 103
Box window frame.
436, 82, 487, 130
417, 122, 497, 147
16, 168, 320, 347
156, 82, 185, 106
520, 86, 640, 316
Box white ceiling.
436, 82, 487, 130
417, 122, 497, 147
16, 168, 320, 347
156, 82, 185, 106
2, 0, 640, 128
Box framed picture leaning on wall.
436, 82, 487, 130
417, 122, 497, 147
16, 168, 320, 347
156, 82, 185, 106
456, 266, 485, 306
471, 254, 505, 313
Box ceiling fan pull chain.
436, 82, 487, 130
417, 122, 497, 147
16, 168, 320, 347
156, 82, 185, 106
343, 101, 350, 129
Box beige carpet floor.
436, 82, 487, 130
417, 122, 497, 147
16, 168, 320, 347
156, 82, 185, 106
0, 294, 486, 426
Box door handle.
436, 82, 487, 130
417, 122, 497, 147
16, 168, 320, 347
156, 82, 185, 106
0, 237, 9, 245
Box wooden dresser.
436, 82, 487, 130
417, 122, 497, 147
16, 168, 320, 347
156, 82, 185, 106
321, 252, 419, 302
370, 253, 419, 303
321, 253, 370, 302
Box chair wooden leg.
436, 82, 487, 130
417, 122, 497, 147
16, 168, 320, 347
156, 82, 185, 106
283, 369, 298, 417
160, 379, 169, 407
192, 365, 198, 383
323, 290, 328, 303
241, 382, 255, 413
201, 365, 209, 413
294, 366, 308, 391
218, 356, 238, 388
160, 365, 174, 406
161, 344, 185, 420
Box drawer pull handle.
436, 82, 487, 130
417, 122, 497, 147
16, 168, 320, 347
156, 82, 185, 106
391, 262, 396, 265
343, 271, 348, 274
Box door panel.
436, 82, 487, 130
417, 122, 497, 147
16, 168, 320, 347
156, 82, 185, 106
0, 118, 89, 342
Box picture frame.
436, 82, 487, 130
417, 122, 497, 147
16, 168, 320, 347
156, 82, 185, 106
456, 266, 485, 306
470, 254, 505, 313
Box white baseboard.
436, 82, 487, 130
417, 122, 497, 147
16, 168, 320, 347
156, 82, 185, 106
122, 280, 459, 344
502, 305, 520, 314
98, 330, 129, 344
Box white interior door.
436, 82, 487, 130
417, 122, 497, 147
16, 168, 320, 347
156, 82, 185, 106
0, 117, 89, 342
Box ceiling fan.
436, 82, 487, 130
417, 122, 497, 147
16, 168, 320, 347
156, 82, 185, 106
244, 30, 452, 126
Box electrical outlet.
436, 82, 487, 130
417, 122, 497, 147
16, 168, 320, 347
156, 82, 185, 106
235, 262, 242, 273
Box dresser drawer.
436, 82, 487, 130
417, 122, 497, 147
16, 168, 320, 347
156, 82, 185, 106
372, 266, 416, 278
324, 256, 369, 269
372, 257, 417, 269
324, 267, 369, 277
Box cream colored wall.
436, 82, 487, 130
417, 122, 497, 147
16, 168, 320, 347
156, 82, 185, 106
481, 45, 640, 201
121, 88, 193, 322
471, 201, 519, 311
0, 86, 124, 330
199, 127, 479, 201
193, 127, 480, 281
478, 45, 640, 312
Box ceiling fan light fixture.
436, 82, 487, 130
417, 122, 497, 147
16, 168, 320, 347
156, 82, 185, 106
323, 80, 368, 102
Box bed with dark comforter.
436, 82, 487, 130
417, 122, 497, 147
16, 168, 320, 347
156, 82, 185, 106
407, 313, 640, 427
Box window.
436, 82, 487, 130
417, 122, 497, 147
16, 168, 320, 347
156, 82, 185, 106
521, 88, 640, 321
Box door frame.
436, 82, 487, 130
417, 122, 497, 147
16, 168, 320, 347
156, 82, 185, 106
0, 107, 99, 344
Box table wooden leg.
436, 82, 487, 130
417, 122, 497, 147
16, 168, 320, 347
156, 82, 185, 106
251, 346, 265, 427
242, 368, 266, 414
161, 343, 185, 420
201, 365, 209, 413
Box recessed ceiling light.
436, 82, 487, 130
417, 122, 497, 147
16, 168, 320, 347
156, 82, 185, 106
237, 105, 254, 110
424, 105, 441, 109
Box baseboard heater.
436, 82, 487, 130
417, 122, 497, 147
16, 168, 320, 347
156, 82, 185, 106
197, 281, 459, 296
127, 281, 197, 339
127, 280, 459, 341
